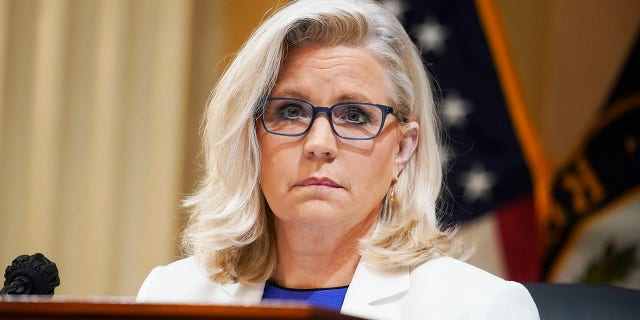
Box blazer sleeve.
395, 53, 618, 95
136, 265, 164, 302
402, 257, 540, 319
480, 281, 540, 319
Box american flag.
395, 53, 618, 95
380, 0, 542, 281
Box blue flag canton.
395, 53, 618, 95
380, 0, 532, 225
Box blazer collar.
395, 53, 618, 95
341, 259, 410, 319
214, 259, 411, 317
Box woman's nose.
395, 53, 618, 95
302, 115, 338, 160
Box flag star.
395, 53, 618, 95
416, 19, 448, 54
457, 164, 496, 203
380, 0, 409, 20
440, 92, 471, 128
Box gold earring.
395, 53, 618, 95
389, 178, 398, 203
381, 178, 398, 221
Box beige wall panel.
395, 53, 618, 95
0, 0, 8, 139
0, 0, 193, 296
27, 0, 68, 268
1, 0, 41, 269
83, 0, 127, 295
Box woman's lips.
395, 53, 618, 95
295, 177, 342, 188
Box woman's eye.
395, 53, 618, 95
278, 105, 303, 119
345, 109, 369, 124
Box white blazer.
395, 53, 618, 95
137, 256, 539, 320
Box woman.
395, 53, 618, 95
137, 0, 539, 319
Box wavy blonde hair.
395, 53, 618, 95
182, 0, 464, 284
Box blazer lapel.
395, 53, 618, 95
341, 260, 410, 320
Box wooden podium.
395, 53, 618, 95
0, 299, 363, 320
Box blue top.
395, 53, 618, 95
261, 281, 349, 311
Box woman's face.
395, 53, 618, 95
258, 45, 418, 233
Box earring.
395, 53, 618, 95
382, 178, 398, 221
389, 184, 397, 203
390, 177, 398, 203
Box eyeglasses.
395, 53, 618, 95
261, 97, 396, 140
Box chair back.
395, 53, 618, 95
523, 283, 640, 319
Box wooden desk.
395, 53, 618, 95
0, 299, 362, 319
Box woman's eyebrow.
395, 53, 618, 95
336, 93, 372, 103
270, 89, 307, 100
270, 89, 373, 103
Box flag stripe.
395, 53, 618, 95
496, 195, 540, 281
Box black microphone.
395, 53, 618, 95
1, 253, 60, 296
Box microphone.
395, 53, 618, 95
1, 253, 60, 296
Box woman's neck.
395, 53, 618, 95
271, 214, 377, 289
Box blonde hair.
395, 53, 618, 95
182, 0, 463, 284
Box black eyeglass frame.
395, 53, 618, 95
260, 97, 396, 140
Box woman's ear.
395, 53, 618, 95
394, 121, 419, 177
